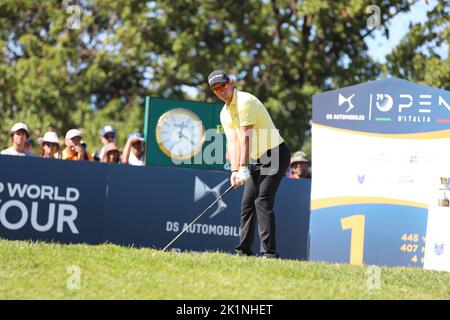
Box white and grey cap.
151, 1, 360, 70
65, 129, 83, 140
10, 122, 29, 135
208, 70, 230, 87
290, 151, 309, 164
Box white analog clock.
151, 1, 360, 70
155, 108, 206, 160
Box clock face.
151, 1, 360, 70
156, 108, 206, 160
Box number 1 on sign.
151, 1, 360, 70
341, 215, 366, 265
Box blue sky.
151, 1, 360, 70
366, 0, 448, 63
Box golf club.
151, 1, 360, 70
162, 184, 234, 251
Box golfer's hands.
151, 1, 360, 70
230, 171, 239, 188
231, 167, 251, 188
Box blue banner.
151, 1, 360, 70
313, 77, 450, 135
311, 78, 450, 267
0, 156, 107, 243
0, 156, 310, 260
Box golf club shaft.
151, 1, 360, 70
162, 184, 234, 251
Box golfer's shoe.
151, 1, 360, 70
257, 253, 280, 259
234, 249, 253, 256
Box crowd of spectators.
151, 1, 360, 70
1, 122, 310, 178
1, 122, 145, 166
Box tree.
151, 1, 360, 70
384, 0, 449, 90
0, 0, 445, 155
0, 0, 150, 150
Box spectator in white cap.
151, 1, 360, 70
62, 129, 92, 161
287, 151, 310, 179
93, 125, 118, 162
39, 131, 62, 159
1, 123, 35, 157
121, 132, 145, 166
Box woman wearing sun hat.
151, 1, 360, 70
39, 131, 62, 159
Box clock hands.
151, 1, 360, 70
174, 122, 188, 130
179, 130, 196, 146
157, 108, 205, 160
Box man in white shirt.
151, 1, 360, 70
121, 132, 145, 166
93, 125, 118, 162
1, 123, 35, 157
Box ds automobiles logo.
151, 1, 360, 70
194, 177, 228, 218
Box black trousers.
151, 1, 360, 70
235, 142, 291, 257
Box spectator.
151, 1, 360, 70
80, 140, 92, 161
39, 131, 62, 159
25, 138, 33, 153
1, 123, 35, 157
62, 129, 92, 161
287, 151, 310, 179
93, 125, 117, 162
121, 132, 145, 166
101, 143, 121, 163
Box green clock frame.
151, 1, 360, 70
144, 96, 228, 171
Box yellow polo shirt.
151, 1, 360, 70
220, 89, 284, 160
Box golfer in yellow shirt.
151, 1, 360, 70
208, 70, 291, 258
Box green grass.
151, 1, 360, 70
1, 239, 449, 299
